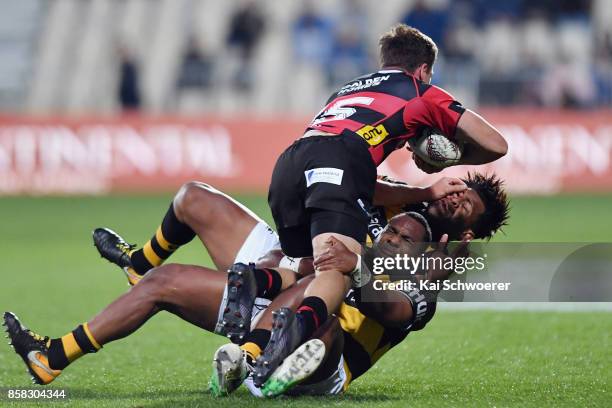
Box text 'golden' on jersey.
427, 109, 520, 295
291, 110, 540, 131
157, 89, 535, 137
337, 74, 392, 95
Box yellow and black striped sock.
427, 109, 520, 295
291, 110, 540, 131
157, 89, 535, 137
47, 323, 101, 370
240, 342, 262, 365
130, 204, 196, 275
240, 328, 271, 364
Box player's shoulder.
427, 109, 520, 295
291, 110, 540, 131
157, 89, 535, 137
416, 82, 466, 118
419, 81, 458, 102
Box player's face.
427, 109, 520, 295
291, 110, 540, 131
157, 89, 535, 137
375, 216, 427, 257
427, 189, 485, 233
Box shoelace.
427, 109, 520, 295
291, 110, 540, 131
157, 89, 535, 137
28, 330, 48, 344
243, 351, 255, 375
116, 242, 136, 253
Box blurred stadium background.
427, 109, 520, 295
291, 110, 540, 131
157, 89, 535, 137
0, 0, 611, 195
0, 0, 611, 406
1, 0, 612, 113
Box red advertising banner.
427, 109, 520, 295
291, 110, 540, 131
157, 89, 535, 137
0, 110, 611, 195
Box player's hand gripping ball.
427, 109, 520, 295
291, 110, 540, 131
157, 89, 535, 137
408, 127, 463, 170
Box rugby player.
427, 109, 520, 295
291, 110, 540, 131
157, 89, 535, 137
91, 177, 466, 286
3, 173, 508, 390
257, 24, 509, 382
2, 212, 429, 391
3, 214, 458, 396
213, 211, 448, 397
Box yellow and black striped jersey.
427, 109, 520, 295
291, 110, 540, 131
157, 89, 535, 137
337, 287, 436, 387
339, 202, 436, 388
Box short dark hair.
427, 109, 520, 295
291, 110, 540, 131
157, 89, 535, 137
461, 172, 510, 240
379, 24, 438, 72
403, 211, 433, 242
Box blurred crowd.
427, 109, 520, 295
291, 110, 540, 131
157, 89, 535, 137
129, 0, 612, 112
1, 0, 610, 114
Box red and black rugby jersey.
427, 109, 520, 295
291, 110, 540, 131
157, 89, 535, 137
306, 69, 465, 166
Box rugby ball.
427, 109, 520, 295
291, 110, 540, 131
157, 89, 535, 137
408, 128, 463, 168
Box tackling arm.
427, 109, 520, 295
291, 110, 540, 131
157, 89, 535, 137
373, 176, 467, 207
354, 288, 415, 329
312, 237, 417, 329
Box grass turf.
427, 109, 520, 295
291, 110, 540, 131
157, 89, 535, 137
0, 193, 611, 407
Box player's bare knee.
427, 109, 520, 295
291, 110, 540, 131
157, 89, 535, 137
138, 264, 183, 300
173, 181, 218, 223
312, 233, 361, 259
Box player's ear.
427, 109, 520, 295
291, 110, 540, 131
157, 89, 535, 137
415, 63, 432, 82
460, 230, 474, 241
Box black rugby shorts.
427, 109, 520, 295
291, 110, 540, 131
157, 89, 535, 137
268, 135, 376, 257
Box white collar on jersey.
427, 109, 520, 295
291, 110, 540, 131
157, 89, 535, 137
378, 69, 403, 74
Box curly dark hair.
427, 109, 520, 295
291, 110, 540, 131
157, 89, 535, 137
461, 172, 510, 240
379, 24, 438, 72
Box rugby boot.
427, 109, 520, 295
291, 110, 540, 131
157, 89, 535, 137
209, 343, 250, 397
261, 338, 326, 397
92, 227, 141, 285
214, 263, 258, 343
252, 307, 306, 388
3, 312, 62, 385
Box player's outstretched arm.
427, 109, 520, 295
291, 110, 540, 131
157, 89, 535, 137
455, 109, 508, 165
356, 288, 415, 329
373, 176, 467, 206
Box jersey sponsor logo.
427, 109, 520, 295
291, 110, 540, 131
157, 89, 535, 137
367, 207, 388, 240
344, 289, 357, 306
305, 167, 344, 187
356, 124, 389, 146
407, 289, 428, 323
337, 75, 390, 95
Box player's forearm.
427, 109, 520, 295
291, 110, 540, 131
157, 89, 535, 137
459, 142, 506, 165
357, 284, 414, 328
455, 109, 508, 165
373, 180, 432, 206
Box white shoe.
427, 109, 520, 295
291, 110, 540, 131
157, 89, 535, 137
209, 343, 248, 396
261, 338, 326, 397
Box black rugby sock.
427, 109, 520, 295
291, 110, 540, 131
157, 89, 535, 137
295, 296, 328, 342
252, 268, 283, 300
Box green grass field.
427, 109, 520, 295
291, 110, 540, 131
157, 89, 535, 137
1, 194, 611, 407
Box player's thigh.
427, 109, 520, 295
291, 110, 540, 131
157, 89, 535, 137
269, 137, 373, 251
150, 263, 226, 331
275, 210, 368, 259
174, 181, 263, 271
311, 210, 365, 259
